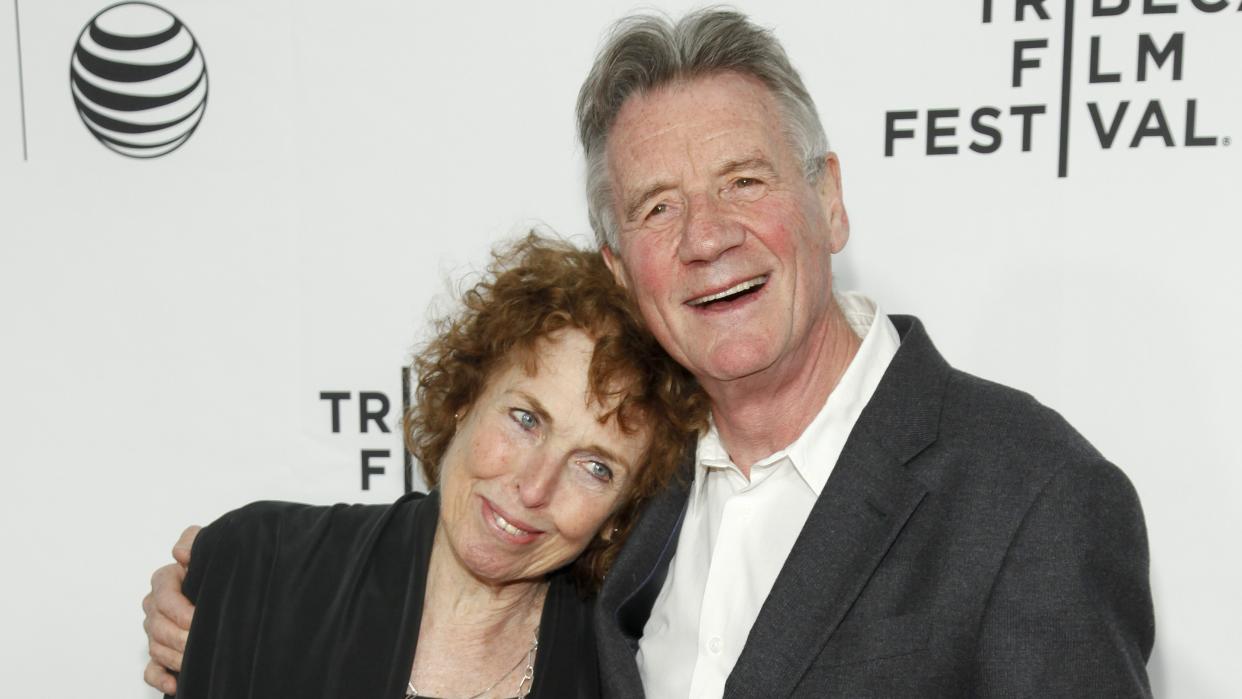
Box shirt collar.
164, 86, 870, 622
693, 291, 901, 498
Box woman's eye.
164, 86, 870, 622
509, 408, 538, 430
583, 460, 613, 482
646, 203, 668, 220
736, 177, 757, 187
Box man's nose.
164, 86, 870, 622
514, 450, 559, 509
677, 192, 744, 264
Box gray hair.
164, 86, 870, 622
576, 7, 830, 250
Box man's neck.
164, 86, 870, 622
703, 298, 862, 474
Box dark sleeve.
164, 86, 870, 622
531, 576, 601, 699
172, 502, 293, 699
974, 459, 1155, 696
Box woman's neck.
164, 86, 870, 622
422, 528, 546, 634
409, 528, 546, 698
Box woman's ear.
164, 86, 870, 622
599, 519, 621, 543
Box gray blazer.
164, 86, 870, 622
595, 316, 1154, 698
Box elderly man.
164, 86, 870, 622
144, 9, 1153, 697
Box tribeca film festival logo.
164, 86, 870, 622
317, 369, 418, 492
884, 0, 1234, 176
69, 2, 208, 158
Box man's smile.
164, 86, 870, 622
686, 274, 769, 308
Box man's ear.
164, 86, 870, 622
817, 152, 850, 255
601, 245, 631, 289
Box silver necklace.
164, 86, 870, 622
405, 626, 539, 699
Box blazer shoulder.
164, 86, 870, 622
933, 368, 1136, 498
946, 368, 1099, 454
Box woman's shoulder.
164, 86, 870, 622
214, 490, 435, 556
222, 490, 430, 532
189, 491, 437, 586
179, 491, 439, 696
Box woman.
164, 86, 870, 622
169, 233, 706, 698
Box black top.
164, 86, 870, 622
172, 490, 600, 699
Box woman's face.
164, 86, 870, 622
436, 328, 650, 584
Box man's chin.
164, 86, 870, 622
689, 342, 782, 387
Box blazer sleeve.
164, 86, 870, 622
973, 458, 1155, 696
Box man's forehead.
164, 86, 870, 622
609, 72, 781, 139
605, 73, 789, 185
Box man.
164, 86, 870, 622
145, 9, 1153, 697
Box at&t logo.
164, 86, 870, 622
69, 2, 208, 158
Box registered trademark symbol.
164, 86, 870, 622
1223, 137, 1232, 146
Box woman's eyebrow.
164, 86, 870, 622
588, 443, 632, 472
510, 390, 553, 425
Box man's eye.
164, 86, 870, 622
726, 177, 767, 201
584, 460, 613, 482
646, 203, 668, 220
510, 409, 538, 430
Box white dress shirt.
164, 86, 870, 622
635, 292, 901, 699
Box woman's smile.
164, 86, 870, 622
481, 496, 544, 545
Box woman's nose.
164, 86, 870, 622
514, 451, 559, 508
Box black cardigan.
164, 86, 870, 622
172, 490, 600, 698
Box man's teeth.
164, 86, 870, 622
493, 511, 532, 537
689, 276, 768, 306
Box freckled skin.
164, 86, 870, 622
435, 330, 650, 585
602, 73, 850, 396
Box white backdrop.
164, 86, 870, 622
1, 1, 1238, 696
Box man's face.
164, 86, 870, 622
602, 72, 848, 388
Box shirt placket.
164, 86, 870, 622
688, 469, 762, 697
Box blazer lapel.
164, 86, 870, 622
725, 316, 947, 697
595, 450, 695, 698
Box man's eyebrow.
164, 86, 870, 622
622, 157, 779, 222
623, 182, 675, 223
718, 156, 778, 178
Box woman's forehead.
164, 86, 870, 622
487, 333, 649, 435
520, 332, 646, 404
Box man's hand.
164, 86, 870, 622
142, 526, 200, 695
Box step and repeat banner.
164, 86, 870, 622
1, 1, 1238, 696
